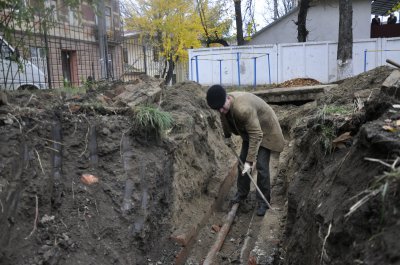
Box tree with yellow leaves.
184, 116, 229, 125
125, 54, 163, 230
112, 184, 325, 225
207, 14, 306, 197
125, 0, 203, 85
196, 0, 232, 47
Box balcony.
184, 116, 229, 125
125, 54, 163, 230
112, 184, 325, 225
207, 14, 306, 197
371, 24, 400, 38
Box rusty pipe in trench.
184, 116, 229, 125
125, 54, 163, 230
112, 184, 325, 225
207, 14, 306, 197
203, 203, 239, 265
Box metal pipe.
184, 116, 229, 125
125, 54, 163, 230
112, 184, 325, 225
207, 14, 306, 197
253, 57, 257, 89
219, 59, 222, 85
195, 55, 199, 82
386, 59, 400, 68
267, 53, 271, 84
203, 203, 239, 265
364, 49, 367, 72
236, 52, 241, 86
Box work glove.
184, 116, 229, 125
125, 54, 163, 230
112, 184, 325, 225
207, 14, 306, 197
241, 162, 252, 176
224, 137, 234, 148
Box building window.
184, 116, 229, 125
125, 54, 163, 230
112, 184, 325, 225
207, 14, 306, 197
105, 6, 112, 31
123, 48, 128, 64
0, 40, 13, 59
68, 7, 78, 26
30, 47, 46, 58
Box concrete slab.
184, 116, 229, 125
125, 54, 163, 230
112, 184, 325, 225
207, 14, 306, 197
382, 70, 400, 99
248, 204, 284, 264
253, 84, 338, 103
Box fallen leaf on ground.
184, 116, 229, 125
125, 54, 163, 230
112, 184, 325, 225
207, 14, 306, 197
211, 224, 221, 232
332, 132, 352, 143
382, 125, 397, 132
69, 104, 81, 113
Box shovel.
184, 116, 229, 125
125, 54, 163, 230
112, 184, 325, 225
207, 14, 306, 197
227, 145, 274, 211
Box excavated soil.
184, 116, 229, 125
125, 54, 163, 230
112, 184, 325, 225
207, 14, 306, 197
274, 66, 400, 265
1, 66, 399, 265
0, 79, 232, 265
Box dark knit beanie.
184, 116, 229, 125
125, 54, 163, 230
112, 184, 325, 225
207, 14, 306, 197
206, 85, 226, 110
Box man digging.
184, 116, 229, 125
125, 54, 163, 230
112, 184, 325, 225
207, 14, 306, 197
206, 85, 285, 216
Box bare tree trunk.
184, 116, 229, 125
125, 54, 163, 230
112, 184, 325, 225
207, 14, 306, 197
233, 0, 245, 45
165, 54, 175, 85
273, 0, 278, 20
337, 0, 353, 79
297, 0, 310, 42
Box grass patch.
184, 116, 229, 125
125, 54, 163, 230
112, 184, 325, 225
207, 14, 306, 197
58, 85, 87, 95
133, 105, 174, 138
320, 123, 335, 153
320, 104, 353, 116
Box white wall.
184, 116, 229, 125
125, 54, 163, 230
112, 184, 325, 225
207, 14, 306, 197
248, 0, 370, 45
188, 37, 400, 86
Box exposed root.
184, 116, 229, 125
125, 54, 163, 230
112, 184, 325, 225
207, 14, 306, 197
119, 128, 131, 161
39, 137, 64, 145
345, 157, 399, 218
320, 222, 332, 265
25, 195, 39, 240
333, 150, 351, 178
34, 149, 45, 175
44, 146, 60, 153
79, 115, 90, 157
60, 219, 68, 229
364, 157, 400, 169
94, 199, 99, 215
353, 96, 364, 112
7, 113, 22, 133
83, 206, 89, 228
72, 180, 75, 200
26, 124, 38, 135
25, 94, 35, 107
72, 121, 77, 137
345, 188, 382, 218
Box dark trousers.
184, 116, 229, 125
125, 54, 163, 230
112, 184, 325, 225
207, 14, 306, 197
237, 141, 271, 206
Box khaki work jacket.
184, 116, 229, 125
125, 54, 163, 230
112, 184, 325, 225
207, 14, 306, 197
220, 92, 285, 162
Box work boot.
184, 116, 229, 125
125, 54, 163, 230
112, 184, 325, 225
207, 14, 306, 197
231, 193, 247, 204
256, 203, 268, 216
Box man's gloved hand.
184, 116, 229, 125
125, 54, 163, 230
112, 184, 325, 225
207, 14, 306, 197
241, 162, 252, 176
224, 137, 234, 148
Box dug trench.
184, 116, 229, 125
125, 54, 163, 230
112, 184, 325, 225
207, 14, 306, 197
0, 66, 399, 265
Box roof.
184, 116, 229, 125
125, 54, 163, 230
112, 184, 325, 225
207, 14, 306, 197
250, 1, 400, 42
123, 31, 140, 38
249, 7, 299, 40
371, 0, 400, 15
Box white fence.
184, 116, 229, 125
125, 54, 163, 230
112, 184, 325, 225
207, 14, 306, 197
188, 37, 400, 86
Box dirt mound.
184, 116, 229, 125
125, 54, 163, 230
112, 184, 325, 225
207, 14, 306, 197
278, 78, 321, 88
275, 66, 400, 265
0, 79, 231, 264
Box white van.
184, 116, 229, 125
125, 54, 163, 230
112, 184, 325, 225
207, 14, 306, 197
0, 37, 48, 90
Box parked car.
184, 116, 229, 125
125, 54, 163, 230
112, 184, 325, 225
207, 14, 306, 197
0, 36, 48, 90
